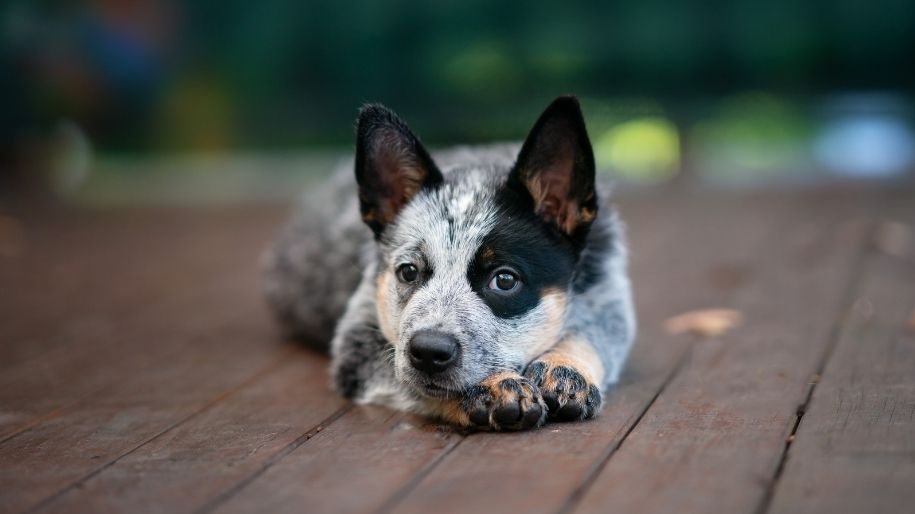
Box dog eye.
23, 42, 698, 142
487, 271, 520, 292
396, 263, 419, 283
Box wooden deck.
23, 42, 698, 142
1, 184, 914, 514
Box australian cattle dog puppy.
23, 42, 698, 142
262, 96, 636, 430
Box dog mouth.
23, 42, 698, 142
410, 378, 464, 399
397, 361, 467, 399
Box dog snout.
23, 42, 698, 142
408, 330, 460, 374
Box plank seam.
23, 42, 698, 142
372, 432, 467, 514
194, 404, 353, 514
23, 349, 297, 514
0, 317, 255, 447
552, 191, 814, 514
754, 227, 875, 514
555, 339, 697, 514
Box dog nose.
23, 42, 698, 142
408, 330, 460, 374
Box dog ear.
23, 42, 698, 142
355, 104, 443, 236
508, 95, 597, 239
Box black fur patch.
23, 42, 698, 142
572, 216, 615, 294
355, 104, 443, 237
549, 365, 588, 393
466, 186, 576, 319
523, 361, 548, 385
506, 95, 597, 247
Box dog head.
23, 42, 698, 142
355, 96, 597, 398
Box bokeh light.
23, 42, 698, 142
594, 117, 680, 183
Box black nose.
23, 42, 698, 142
408, 330, 460, 374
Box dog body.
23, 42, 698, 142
262, 97, 635, 430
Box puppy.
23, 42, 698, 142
262, 95, 635, 430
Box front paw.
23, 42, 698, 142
524, 361, 602, 421
461, 372, 547, 431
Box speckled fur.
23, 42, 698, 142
261, 100, 636, 430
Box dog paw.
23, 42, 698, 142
524, 361, 602, 421
461, 373, 547, 431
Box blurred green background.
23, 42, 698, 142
2, 0, 914, 201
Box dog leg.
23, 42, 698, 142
329, 262, 392, 399
523, 337, 606, 421
522, 212, 636, 421
330, 324, 389, 399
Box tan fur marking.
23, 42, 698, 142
524, 289, 568, 361
480, 370, 520, 389
560, 204, 579, 239
435, 399, 471, 427
540, 336, 604, 385
482, 371, 526, 404
431, 372, 522, 428
375, 273, 398, 343
373, 139, 428, 224
524, 174, 549, 209
523, 158, 594, 235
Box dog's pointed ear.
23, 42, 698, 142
508, 95, 597, 239
355, 104, 443, 236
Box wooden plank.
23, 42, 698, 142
0, 209, 227, 365
31, 354, 345, 514
3, 186, 900, 514
0, 207, 283, 441
0, 323, 294, 513
0, 206, 282, 370
569, 187, 880, 514
0, 207, 309, 513
208, 408, 460, 514
767, 205, 915, 514
0, 300, 251, 443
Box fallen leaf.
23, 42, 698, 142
664, 308, 743, 338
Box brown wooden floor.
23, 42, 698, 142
1, 184, 914, 514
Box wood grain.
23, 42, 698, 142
209, 408, 460, 514
571, 188, 878, 514
33, 353, 344, 514
767, 203, 915, 514
0, 207, 286, 442
2, 186, 912, 514
0, 207, 297, 513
